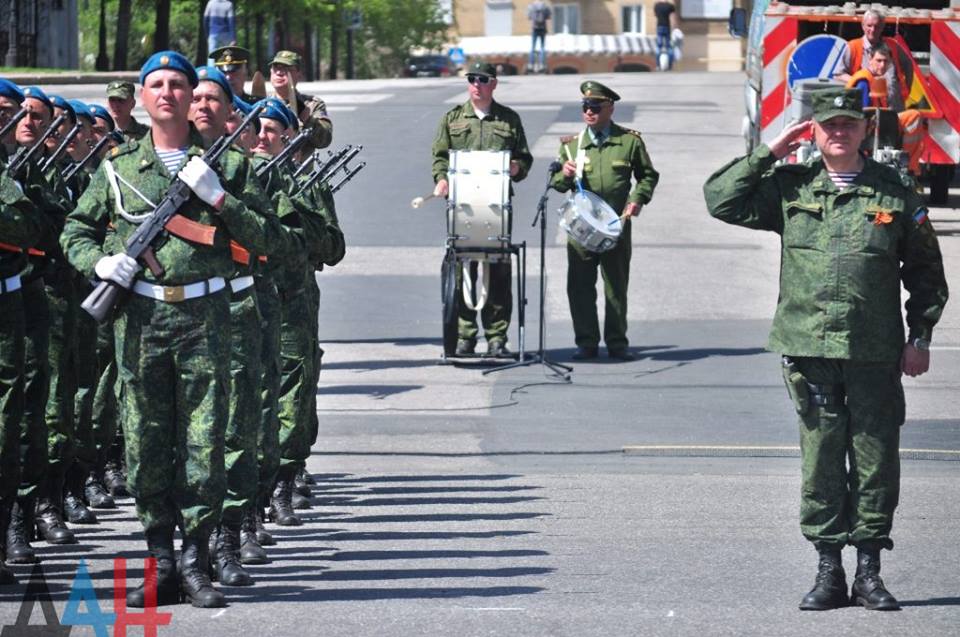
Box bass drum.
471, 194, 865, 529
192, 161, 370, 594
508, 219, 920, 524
441, 248, 459, 357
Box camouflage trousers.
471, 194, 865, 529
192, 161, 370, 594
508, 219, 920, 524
18, 278, 49, 498
456, 260, 512, 344
566, 220, 632, 350
277, 272, 316, 472
73, 279, 102, 466
222, 286, 262, 524
44, 271, 79, 471
790, 357, 903, 550
305, 276, 323, 449
0, 289, 25, 502
92, 320, 121, 464
256, 276, 281, 498
114, 290, 230, 538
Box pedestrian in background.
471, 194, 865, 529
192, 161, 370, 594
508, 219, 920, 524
204, 0, 236, 64
527, 1, 551, 73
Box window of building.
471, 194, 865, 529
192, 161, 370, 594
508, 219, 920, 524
485, 0, 514, 36
553, 3, 581, 34
622, 4, 645, 34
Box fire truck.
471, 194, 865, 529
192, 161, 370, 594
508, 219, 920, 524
729, 1, 960, 204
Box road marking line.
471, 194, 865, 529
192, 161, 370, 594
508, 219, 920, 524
621, 445, 960, 461
212, 609, 228, 618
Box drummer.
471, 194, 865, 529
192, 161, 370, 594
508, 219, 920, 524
550, 81, 659, 361
431, 61, 533, 357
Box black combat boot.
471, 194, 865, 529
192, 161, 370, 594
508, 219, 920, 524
255, 499, 275, 546
213, 523, 254, 586
126, 527, 181, 607
269, 468, 302, 526
84, 465, 115, 509
239, 506, 269, 565
291, 490, 312, 510
104, 443, 129, 498
294, 469, 312, 498
63, 462, 98, 524
299, 469, 316, 486
799, 548, 849, 610
851, 544, 900, 610
179, 536, 226, 608
6, 498, 38, 564
0, 499, 17, 585
35, 471, 77, 544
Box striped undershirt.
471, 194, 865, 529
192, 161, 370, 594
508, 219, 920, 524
827, 170, 861, 189
155, 148, 188, 176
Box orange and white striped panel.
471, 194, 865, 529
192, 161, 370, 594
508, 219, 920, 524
760, 16, 797, 145
927, 21, 960, 164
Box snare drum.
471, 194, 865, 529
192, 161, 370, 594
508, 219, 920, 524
447, 150, 512, 260
558, 190, 623, 253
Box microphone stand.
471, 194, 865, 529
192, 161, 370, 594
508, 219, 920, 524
484, 163, 572, 380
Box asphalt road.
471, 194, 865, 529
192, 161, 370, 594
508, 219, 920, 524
1, 72, 958, 637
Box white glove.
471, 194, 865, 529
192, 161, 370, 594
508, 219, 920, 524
178, 156, 226, 209
95, 253, 140, 288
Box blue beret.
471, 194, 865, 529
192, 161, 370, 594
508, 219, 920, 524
88, 104, 115, 131
195, 65, 233, 102
68, 100, 94, 123
257, 97, 293, 128
49, 95, 77, 123
22, 86, 52, 113
0, 79, 24, 103
140, 50, 198, 88
232, 96, 260, 133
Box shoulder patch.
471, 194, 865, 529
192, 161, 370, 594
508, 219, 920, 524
110, 139, 138, 158
625, 129, 643, 139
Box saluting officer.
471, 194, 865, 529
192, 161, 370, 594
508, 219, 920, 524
431, 61, 533, 357
550, 81, 659, 361
268, 50, 333, 151
61, 50, 293, 609
703, 88, 948, 611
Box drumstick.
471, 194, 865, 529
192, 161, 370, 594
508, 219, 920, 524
411, 193, 436, 209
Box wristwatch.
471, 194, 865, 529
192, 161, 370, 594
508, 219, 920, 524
910, 337, 930, 351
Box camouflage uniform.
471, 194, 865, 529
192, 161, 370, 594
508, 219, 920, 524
550, 122, 659, 351
703, 143, 948, 550
431, 99, 533, 346
0, 172, 47, 567
121, 118, 150, 142
60, 129, 298, 538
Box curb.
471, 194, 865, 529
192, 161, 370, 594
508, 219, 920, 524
0, 71, 139, 86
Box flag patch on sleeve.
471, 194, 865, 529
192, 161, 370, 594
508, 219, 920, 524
913, 207, 929, 225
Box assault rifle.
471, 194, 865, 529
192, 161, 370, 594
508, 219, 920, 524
41, 122, 82, 174
5, 113, 67, 180
293, 144, 363, 197
0, 107, 27, 141
254, 126, 314, 178
61, 131, 124, 184
80, 102, 265, 322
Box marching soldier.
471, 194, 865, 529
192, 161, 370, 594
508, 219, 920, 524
268, 50, 333, 151
61, 50, 296, 608
211, 45, 259, 104
106, 81, 150, 141
0, 78, 50, 585
703, 88, 948, 611
431, 61, 533, 357
550, 81, 659, 361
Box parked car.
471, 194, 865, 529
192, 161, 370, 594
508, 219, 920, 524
403, 55, 454, 77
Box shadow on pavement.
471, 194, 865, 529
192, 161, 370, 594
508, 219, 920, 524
900, 597, 960, 607
316, 384, 422, 398
226, 584, 546, 603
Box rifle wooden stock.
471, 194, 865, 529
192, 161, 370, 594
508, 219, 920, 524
80, 102, 265, 321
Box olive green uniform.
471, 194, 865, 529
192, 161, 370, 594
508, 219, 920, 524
61, 129, 300, 538
120, 118, 150, 142
549, 123, 658, 350
703, 144, 948, 549
431, 100, 533, 345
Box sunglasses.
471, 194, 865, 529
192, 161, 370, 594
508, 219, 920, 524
582, 101, 606, 114
466, 74, 491, 85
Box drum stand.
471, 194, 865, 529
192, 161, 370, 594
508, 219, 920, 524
484, 167, 572, 380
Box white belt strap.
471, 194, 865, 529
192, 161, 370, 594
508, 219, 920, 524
131, 277, 225, 303
0, 274, 22, 294
461, 260, 489, 312
229, 275, 255, 293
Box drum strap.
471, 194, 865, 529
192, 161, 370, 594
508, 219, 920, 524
461, 260, 489, 312
575, 130, 587, 182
